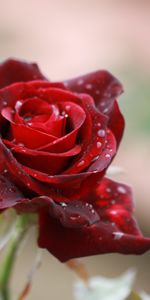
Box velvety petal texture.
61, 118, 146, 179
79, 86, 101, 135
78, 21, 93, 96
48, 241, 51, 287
0, 58, 149, 262
38, 179, 150, 262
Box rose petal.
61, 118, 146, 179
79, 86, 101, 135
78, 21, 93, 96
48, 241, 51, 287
64, 70, 123, 114
0, 174, 23, 210
64, 71, 124, 146
10, 144, 81, 174
0, 58, 46, 89
21, 129, 116, 199
3, 124, 57, 149
38, 178, 150, 262
107, 100, 125, 145
62, 94, 109, 174
16, 197, 100, 227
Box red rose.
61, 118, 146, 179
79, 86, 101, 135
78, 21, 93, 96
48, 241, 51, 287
0, 59, 149, 262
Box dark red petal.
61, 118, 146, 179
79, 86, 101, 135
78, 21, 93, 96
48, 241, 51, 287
0, 139, 63, 200
0, 174, 23, 210
0, 58, 46, 89
21, 129, 116, 198
64, 70, 123, 113
107, 100, 125, 145
38, 178, 150, 262
16, 197, 100, 226
64, 71, 124, 146
63, 94, 108, 174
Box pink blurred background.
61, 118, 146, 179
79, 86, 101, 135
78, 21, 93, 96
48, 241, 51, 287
0, 0, 150, 299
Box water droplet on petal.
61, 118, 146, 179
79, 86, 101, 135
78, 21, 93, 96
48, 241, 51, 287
3, 101, 7, 106
15, 100, 22, 109
97, 141, 102, 149
113, 232, 124, 240
97, 129, 105, 137
117, 186, 126, 194
111, 200, 116, 205
61, 202, 67, 207
77, 79, 84, 85
85, 83, 92, 90
65, 105, 71, 111
95, 90, 100, 95
105, 154, 111, 158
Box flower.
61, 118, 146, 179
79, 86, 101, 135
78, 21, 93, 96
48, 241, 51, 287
0, 58, 149, 262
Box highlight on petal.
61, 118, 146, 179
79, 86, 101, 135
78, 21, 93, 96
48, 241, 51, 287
0, 58, 46, 89
38, 178, 150, 262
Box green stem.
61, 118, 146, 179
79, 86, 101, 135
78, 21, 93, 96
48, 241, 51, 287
0, 214, 29, 300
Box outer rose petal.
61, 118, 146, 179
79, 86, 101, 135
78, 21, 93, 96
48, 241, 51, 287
38, 178, 150, 262
64, 70, 124, 146
0, 58, 46, 89
0, 174, 23, 210
64, 70, 123, 113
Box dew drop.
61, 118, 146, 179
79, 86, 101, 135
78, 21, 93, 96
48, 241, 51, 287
85, 83, 92, 90
64, 113, 68, 118
77, 79, 84, 85
97, 123, 101, 127
97, 141, 102, 149
117, 186, 126, 194
111, 200, 116, 205
65, 105, 71, 111
100, 101, 105, 107
95, 90, 100, 95
113, 232, 124, 240
9, 187, 16, 193
15, 100, 22, 109
97, 129, 105, 137
105, 154, 111, 158
61, 202, 67, 207
88, 204, 93, 209
3, 101, 7, 106
18, 143, 25, 147
103, 107, 109, 113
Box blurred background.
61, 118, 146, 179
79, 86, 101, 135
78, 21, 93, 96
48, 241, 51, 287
0, 0, 150, 299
